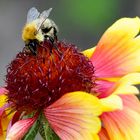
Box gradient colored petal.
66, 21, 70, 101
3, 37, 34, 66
108, 73, 140, 95
6, 116, 36, 140
0, 88, 12, 139
97, 73, 140, 98
90, 17, 140, 78
100, 94, 140, 140
44, 91, 102, 140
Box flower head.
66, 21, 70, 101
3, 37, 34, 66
6, 41, 95, 112
0, 16, 140, 140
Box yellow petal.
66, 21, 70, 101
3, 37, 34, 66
112, 85, 139, 95
82, 47, 96, 58
0, 88, 8, 107
101, 17, 140, 41
100, 95, 123, 112
0, 95, 7, 107
110, 73, 140, 95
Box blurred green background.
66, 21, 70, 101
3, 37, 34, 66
0, 1, 140, 139
0, 0, 139, 87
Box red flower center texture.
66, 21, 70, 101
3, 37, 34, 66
6, 41, 95, 112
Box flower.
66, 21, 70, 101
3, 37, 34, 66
4, 41, 122, 140
0, 17, 140, 140
83, 17, 140, 140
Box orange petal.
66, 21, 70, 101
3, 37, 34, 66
98, 128, 110, 140
90, 17, 140, 78
100, 94, 140, 140
6, 116, 36, 140
44, 91, 102, 140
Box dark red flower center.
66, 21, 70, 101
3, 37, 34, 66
6, 41, 95, 112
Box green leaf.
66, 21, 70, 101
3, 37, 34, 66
39, 114, 60, 140
22, 119, 40, 140
21, 112, 40, 140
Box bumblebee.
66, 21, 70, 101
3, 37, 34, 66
22, 7, 58, 55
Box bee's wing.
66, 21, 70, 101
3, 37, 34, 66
26, 7, 40, 23
36, 8, 53, 30
39, 8, 52, 19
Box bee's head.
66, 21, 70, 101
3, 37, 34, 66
22, 21, 44, 43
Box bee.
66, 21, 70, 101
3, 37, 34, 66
22, 7, 59, 55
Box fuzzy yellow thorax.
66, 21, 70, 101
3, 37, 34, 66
22, 23, 37, 41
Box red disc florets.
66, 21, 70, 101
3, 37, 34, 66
6, 41, 95, 112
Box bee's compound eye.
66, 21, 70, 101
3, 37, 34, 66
44, 35, 49, 40
42, 27, 52, 33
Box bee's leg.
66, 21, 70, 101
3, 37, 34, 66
29, 46, 37, 56
28, 46, 37, 55
25, 45, 37, 55
28, 41, 38, 55
49, 36, 62, 55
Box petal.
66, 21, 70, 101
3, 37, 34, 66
90, 17, 140, 78
120, 94, 140, 113
98, 128, 110, 140
97, 73, 140, 98
91, 80, 115, 97
44, 91, 102, 140
0, 88, 12, 138
108, 73, 140, 95
6, 116, 36, 140
0, 88, 8, 95
100, 95, 123, 112
82, 47, 96, 58
0, 88, 8, 107
1, 111, 12, 139
100, 94, 140, 140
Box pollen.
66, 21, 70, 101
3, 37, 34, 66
6, 41, 95, 112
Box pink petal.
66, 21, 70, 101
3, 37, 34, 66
6, 115, 37, 140
0, 88, 8, 95
6, 112, 21, 135
91, 80, 115, 98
